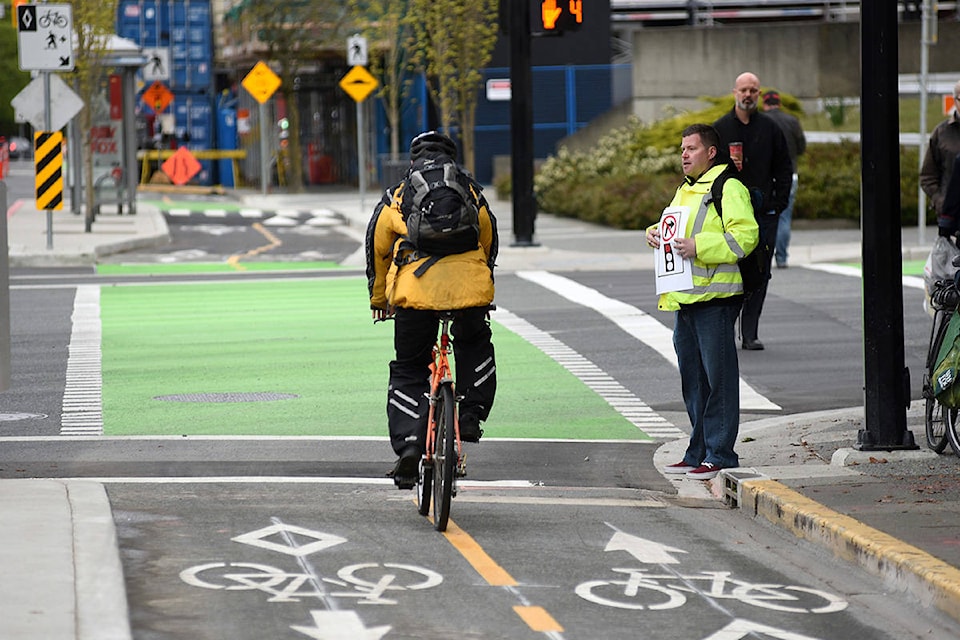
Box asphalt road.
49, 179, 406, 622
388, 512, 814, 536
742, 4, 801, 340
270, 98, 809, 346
2, 182, 954, 639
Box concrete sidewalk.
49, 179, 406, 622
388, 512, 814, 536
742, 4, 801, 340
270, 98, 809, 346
2, 188, 958, 637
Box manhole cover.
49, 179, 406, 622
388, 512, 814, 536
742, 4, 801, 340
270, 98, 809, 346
0, 412, 47, 421
154, 392, 299, 403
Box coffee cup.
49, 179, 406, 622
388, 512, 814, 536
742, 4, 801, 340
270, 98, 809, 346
728, 142, 743, 170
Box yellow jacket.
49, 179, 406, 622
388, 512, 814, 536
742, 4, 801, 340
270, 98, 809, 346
366, 182, 498, 311
648, 163, 759, 311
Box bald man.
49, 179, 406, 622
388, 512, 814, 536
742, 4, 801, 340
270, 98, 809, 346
713, 72, 793, 351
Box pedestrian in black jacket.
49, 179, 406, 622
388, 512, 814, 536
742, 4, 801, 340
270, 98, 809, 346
714, 72, 793, 351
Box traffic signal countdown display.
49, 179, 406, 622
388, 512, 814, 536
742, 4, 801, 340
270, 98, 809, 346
536, 0, 582, 33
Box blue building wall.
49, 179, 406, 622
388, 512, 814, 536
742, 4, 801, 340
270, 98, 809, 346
375, 65, 620, 185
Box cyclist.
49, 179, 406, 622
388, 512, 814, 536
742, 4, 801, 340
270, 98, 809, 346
365, 131, 499, 489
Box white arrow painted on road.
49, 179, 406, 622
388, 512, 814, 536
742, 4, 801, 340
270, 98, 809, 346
291, 610, 390, 640
605, 530, 687, 564
702, 618, 822, 640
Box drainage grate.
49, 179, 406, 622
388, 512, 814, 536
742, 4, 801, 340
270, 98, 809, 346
154, 392, 299, 403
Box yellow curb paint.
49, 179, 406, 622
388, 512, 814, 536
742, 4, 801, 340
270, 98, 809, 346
513, 605, 564, 632
441, 518, 518, 587
741, 478, 960, 625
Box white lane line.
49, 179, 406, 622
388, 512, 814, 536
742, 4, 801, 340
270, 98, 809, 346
70, 476, 536, 487
516, 270, 781, 412
804, 263, 926, 291
493, 307, 684, 439
60, 286, 104, 436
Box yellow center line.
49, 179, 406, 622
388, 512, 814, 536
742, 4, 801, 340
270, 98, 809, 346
513, 605, 564, 633
227, 222, 282, 271
431, 513, 565, 634
442, 518, 518, 587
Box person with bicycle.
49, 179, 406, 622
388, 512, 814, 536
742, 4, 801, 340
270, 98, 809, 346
645, 123, 759, 480
366, 131, 499, 489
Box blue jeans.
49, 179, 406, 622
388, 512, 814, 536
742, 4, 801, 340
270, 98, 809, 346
775, 173, 799, 266
673, 302, 742, 469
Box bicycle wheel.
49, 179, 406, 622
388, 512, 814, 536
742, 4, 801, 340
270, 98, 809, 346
926, 397, 951, 454
417, 454, 432, 516
947, 407, 960, 457
432, 382, 456, 532
925, 310, 952, 453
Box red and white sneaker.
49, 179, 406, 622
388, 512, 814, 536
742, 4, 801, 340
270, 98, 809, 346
686, 462, 722, 480
663, 461, 697, 474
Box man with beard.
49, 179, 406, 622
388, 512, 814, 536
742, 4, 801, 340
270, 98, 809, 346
714, 72, 793, 351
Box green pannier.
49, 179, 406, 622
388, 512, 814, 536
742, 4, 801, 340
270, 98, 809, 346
933, 311, 960, 408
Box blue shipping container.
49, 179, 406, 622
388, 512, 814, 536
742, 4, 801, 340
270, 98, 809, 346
116, 0, 213, 93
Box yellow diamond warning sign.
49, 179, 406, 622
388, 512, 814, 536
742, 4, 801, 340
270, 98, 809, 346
339, 66, 378, 103
242, 61, 281, 104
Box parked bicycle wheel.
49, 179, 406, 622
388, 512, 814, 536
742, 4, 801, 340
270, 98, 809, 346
432, 383, 456, 532
947, 408, 960, 457
925, 396, 951, 454
925, 305, 955, 453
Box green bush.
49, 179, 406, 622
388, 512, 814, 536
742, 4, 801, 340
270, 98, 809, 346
531, 91, 926, 229
796, 142, 922, 226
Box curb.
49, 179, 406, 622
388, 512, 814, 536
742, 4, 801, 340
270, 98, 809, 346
738, 477, 960, 625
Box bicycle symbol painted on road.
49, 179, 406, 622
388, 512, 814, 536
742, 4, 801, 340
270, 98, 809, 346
180, 561, 442, 605
575, 568, 847, 613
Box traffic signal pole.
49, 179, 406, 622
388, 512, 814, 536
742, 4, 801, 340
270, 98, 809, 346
509, 0, 537, 246
857, 2, 917, 450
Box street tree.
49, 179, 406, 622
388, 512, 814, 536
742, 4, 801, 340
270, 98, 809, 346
225, 0, 348, 191
407, 0, 499, 173
349, 0, 418, 161
71, 0, 118, 231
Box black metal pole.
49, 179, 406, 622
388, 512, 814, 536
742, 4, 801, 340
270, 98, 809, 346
857, 3, 916, 450
509, 0, 537, 246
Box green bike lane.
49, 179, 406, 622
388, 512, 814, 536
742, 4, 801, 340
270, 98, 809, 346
95, 268, 657, 442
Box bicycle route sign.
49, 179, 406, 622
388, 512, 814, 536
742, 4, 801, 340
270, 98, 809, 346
17, 3, 75, 72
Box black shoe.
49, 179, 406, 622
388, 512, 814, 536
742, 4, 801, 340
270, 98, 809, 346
742, 339, 765, 351
458, 413, 483, 443
391, 446, 420, 490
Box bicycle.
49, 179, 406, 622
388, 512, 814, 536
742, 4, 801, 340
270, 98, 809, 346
376, 307, 491, 532
416, 310, 471, 532
923, 275, 960, 454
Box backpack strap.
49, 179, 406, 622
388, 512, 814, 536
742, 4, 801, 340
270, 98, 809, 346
706, 166, 737, 220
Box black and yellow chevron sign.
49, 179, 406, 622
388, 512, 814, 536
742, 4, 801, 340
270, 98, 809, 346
34, 131, 64, 211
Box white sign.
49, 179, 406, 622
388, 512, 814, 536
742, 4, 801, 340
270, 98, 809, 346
11, 74, 84, 132
486, 78, 511, 101
347, 35, 368, 67
142, 47, 170, 82
655, 206, 693, 294
17, 3, 74, 71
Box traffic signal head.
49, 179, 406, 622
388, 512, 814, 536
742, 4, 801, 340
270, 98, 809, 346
535, 0, 583, 34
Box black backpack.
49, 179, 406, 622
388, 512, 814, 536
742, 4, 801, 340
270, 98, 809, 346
397, 155, 480, 276
706, 168, 767, 294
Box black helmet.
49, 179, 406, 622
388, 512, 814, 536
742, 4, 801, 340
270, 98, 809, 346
409, 130, 457, 161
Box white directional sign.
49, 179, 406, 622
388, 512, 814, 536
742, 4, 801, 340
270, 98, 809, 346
142, 47, 170, 82
11, 74, 84, 132
347, 35, 368, 67
17, 3, 74, 71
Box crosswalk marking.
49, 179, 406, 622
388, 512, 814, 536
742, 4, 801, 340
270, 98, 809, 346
60, 286, 103, 436
493, 307, 683, 439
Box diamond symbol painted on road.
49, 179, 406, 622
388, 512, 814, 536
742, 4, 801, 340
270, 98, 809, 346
232, 523, 347, 557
